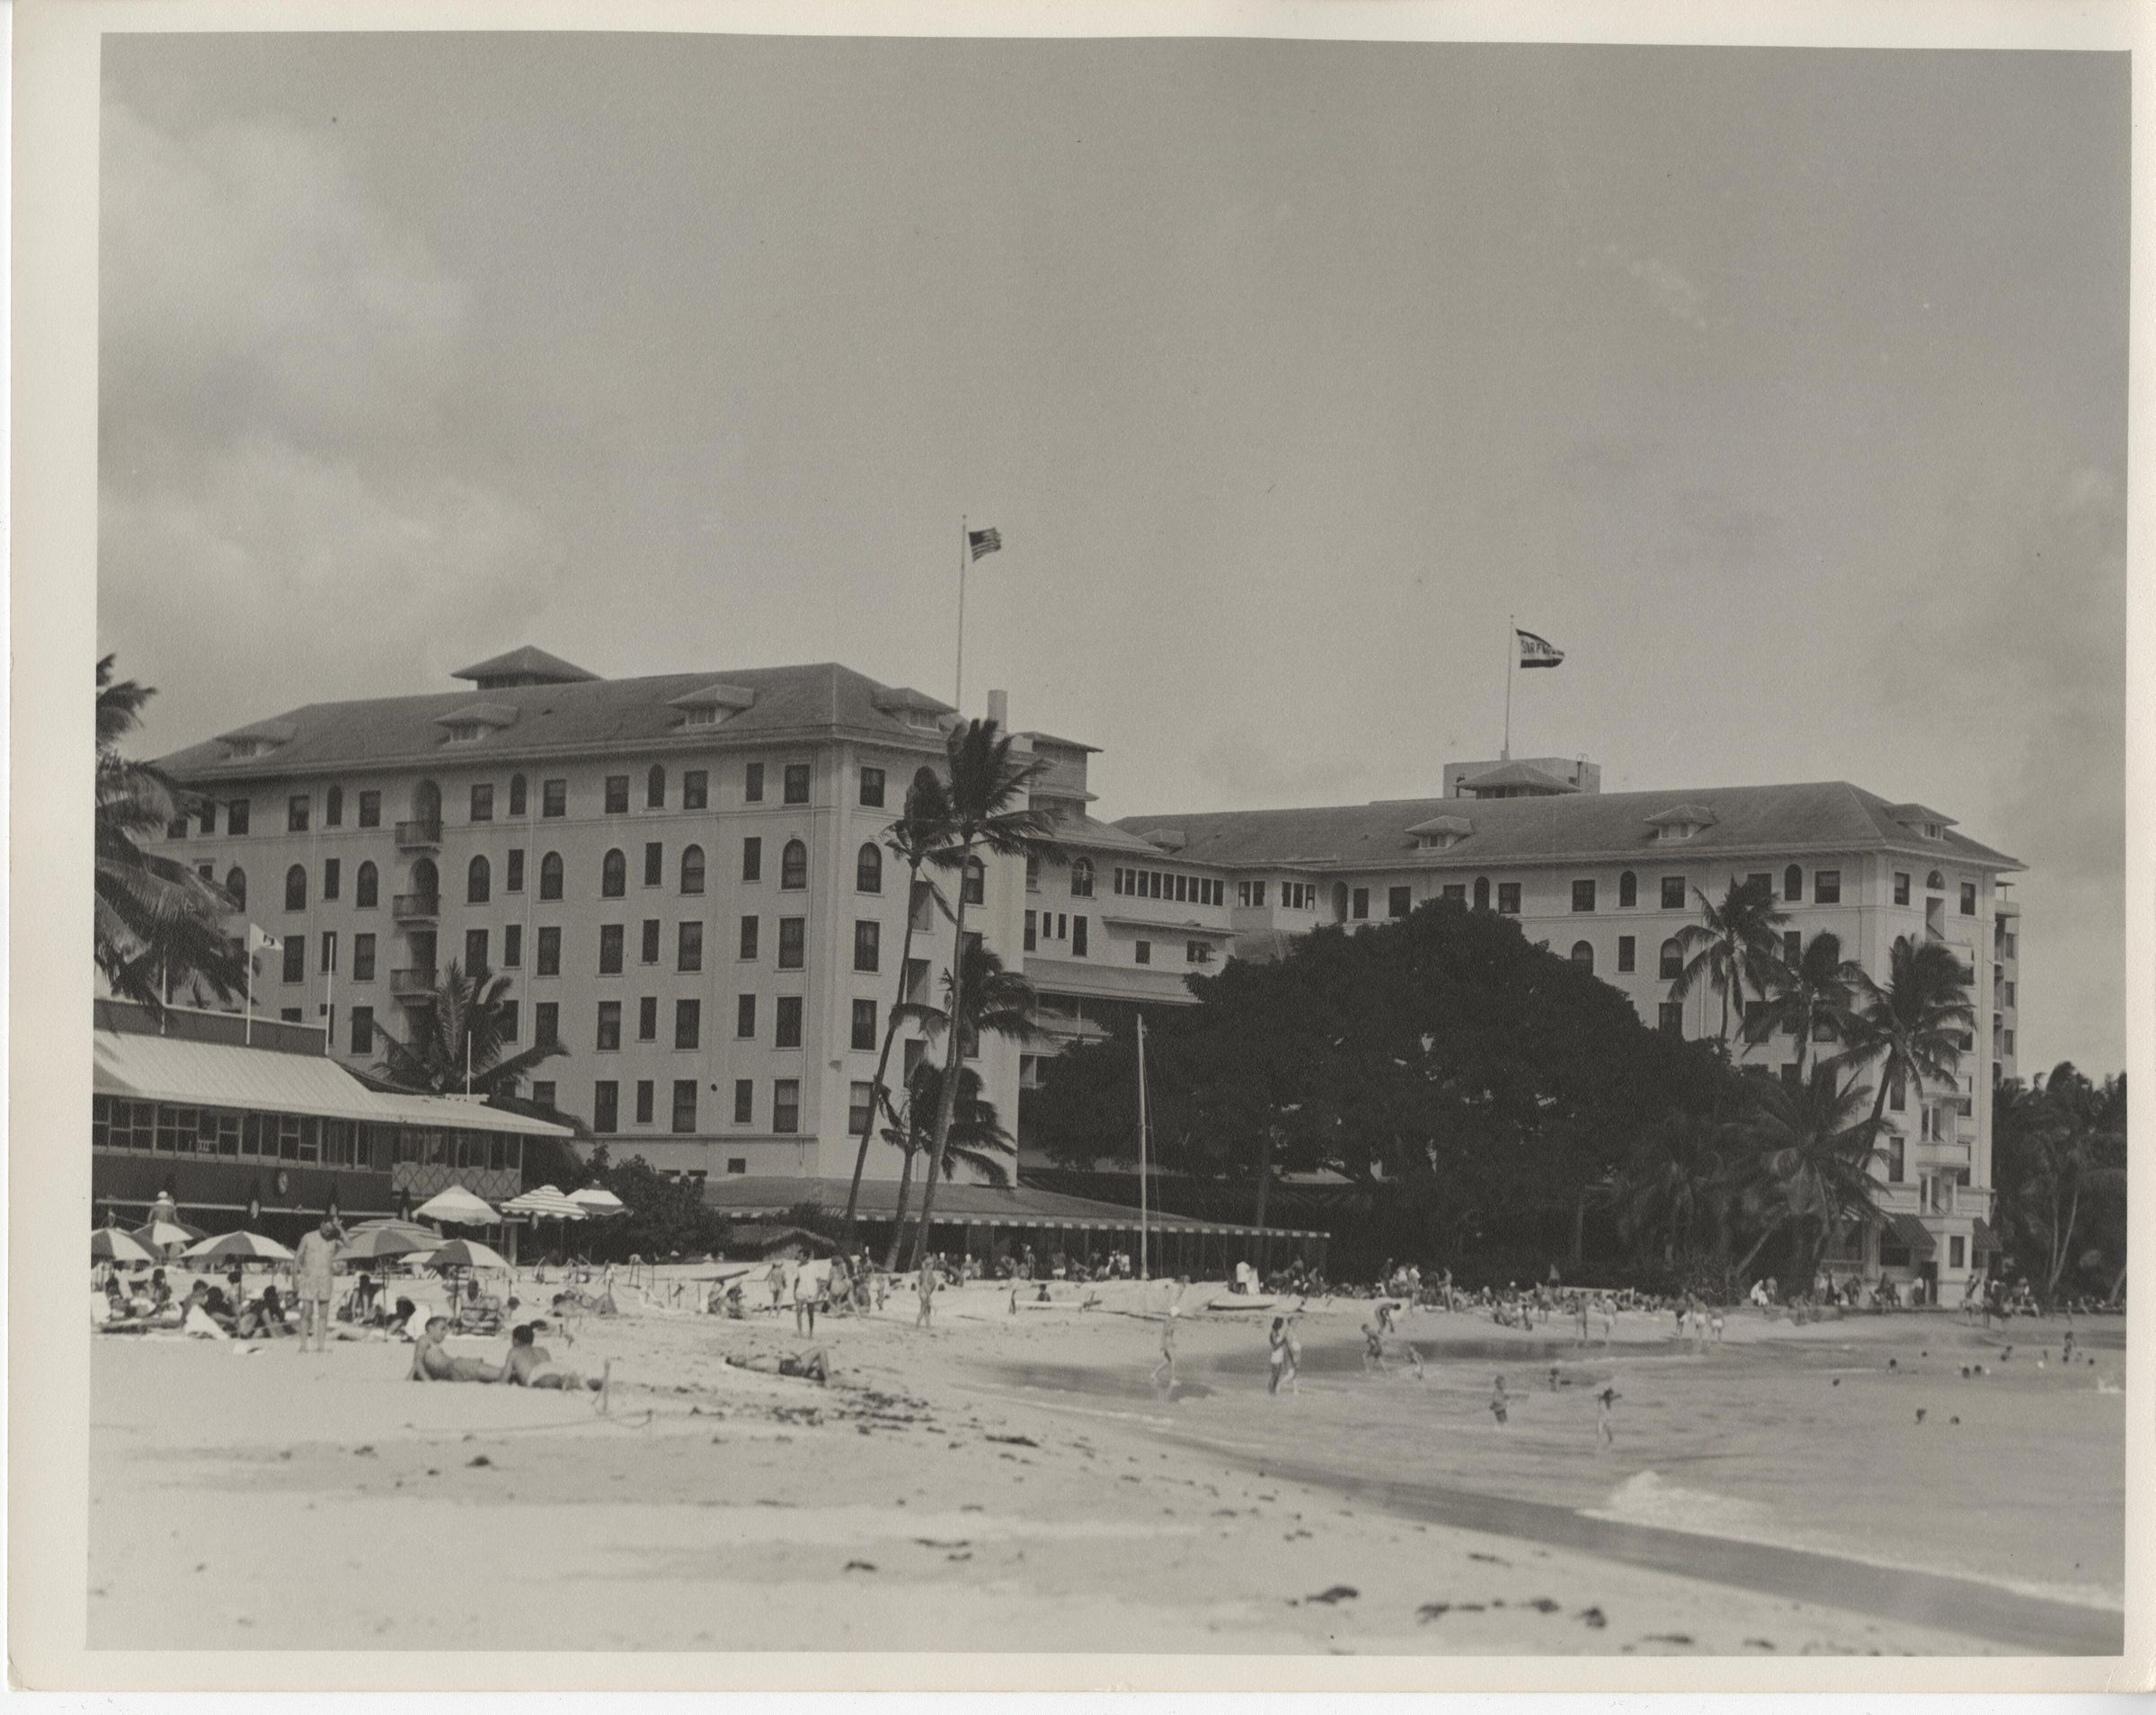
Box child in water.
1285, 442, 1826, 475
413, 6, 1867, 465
1597, 1385, 1621, 1448
1489, 1375, 1510, 1425
1267, 1315, 1300, 1396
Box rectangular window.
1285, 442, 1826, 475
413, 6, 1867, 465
639, 995, 658, 1041
1784, 929, 1803, 964
1073, 915, 1088, 957
599, 924, 625, 974
288, 794, 310, 833
634, 1080, 654, 1124
675, 999, 701, 1049
1885, 1135, 1905, 1182
1237, 881, 1250, 907
778, 917, 806, 970
350, 1006, 375, 1054
531, 1080, 556, 1111
228, 798, 252, 835
352, 933, 377, 982
640, 919, 661, 964
1497, 883, 1522, 915
537, 927, 562, 976
744, 762, 765, 803
597, 1001, 622, 1051
849, 1080, 875, 1135
1894, 871, 1911, 906
1959, 881, 1977, 917
774, 1080, 802, 1133
1135, 939, 1151, 965
2005, 1027, 2016, 1056
742, 837, 762, 883
784, 763, 811, 804
282, 937, 305, 982
683, 770, 708, 810
323, 858, 341, 902
1814, 869, 1842, 905
740, 915, 760, 961
535, 1003, 560, 1047
1441, 884, 1466, 903
542, 778, 567, 818
592, 1080, 619, 1134
963, 863, 985, 905
679, 920, 705, 973
1661, 875, 1687, 910
851, 997, 879, 1052
737, 993, 758, 1038
501, 924, 522, 969
1780, 1062, 1803, 1089
1658, 1000, 1684, 1033
506, 849, 525, 893
644, 842, 663, 887
671, 1080, 697, 1133
1025, 909, 1037, 952
1389, 885, 1412, 918
1572, 879, 1596, 913
1949, 1234, 1965, 1270
733, 1080, 754, 1124
1351, 887, 1370, 920
1617, 935, 1636, 973
854, 920, 881, 973
605, 775, 630, 814
470, 783, 493, 822
860, 766, 886, 808
776, 995, 803, 1048
464, 928, 488, 973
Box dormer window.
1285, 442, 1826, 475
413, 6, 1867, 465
215, 717, 297, 760
669, 683, 757, 729
1406, 813, 1474, 850
430, 702, 519, 745
1645, 803, 1718, 843
684, 706, 722, 728
443, 723, 484, 744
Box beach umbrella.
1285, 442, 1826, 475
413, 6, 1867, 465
338, 1222, 442, 1262
92, 1226, 156, 1265
413, 1186, 501, 1227
502, 1186, 588, 1221
423, 1238, 513, 1272
568, 1186, 627, 1215
130, 1218, 205, 1252
182, 1231, 297, 1264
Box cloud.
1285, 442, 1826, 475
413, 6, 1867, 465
1594, 242, 1707, 329
98, 98, 566, 742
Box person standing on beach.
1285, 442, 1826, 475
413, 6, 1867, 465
292, 1214, 344, 1354
1266, 1315, 1300, 1395
1596, 1385, 1621, 1449
794, 1263, 819, 1337
1152, 1303, 1181, 1387
915, 1261, 936, 1328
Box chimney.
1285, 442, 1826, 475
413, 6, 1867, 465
987, 689, 1009, 731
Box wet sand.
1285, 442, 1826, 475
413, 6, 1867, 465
87, 1278, 2125, 1657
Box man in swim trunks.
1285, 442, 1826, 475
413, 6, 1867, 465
500, 1322, 610, 1405
407, 1316, 504, 1382
725, 1347, 830, 1385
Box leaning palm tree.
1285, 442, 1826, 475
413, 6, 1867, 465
370, 962, 565, 1097
1832, 933, 1975, 1139
879, 1061, 1019, 1255
1734, 1071, 1886, 1284
841, 766, 954, 1240
1669, 877, 1788, 1058
94, 655, 248, 1010
885, 942, 1043, 1268
1743, 930, 1860, 1083
908, 719, 1063, 1269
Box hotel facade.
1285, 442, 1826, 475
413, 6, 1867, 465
156, 653, 2020, 1289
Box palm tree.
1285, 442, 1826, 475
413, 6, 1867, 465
370, 962, 565, 1097
878, 1060, 1018, 1250
907, 719, 1062, 1269
1999, 1062, 2126, 1303
1733, 1071, 1886, 1284
885, 941, 1043, 1268
1743, 930, 1860, 1082
94, 656, 248, 1010
1833, 934, 1975, 1139
1613, 1110, 1737, 1268
1669, 877, 1788, 1057
841, 766, 954, 1240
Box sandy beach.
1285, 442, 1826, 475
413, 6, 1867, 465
88, 1277, 2125, 1657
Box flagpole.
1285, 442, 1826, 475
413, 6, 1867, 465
244, 952, 254, 1047
1135, 1011, 1151, 1283
955, 514, 968, 714
1503, 612, 1515, 761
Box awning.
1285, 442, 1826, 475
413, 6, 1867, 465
95, 1029, 572, 1137
1885, 1212, 1938, 1255
696, 1175, 1329, 1240
1971, 1217, 2002, 1255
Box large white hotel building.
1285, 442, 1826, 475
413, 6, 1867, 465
156, 650, 2020, 1290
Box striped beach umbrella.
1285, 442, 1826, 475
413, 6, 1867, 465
182, 1231, 297, 1264
568, 1186, 627, 1215
337, 1222, 442, 1262
413, 1186, 501, 1227
130, 1218, 206, 1254
502, 1186, 588, 1221
423, 1238, 513, 1272
93, 1226, 157, 1265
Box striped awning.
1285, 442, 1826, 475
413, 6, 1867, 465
1885, 1212, 1938, 1255
501, 1185, 588, 1219
1971, 1217, 2002, 1255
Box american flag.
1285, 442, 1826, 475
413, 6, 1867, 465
968, 527, 1002, 562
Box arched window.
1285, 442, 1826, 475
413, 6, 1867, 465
680, 844, 706, 895
467, 855, 491, 905
509, 774, 528, 817
225, 866, 246, 910
647, 764, 667, 809
1659, 937, 1683, 980
1784, 864, 1804, 902
1473, 876, 1491, 911
539, 852, 564, 902
601, 849, 627, 899
285, 864, 307, 912
356, 861, 378, 909
1618, 870, 1637, 909
1926, 870, 1944, 891
326, 785, 343, 826
1570, 940, 1595, 973
856, 843, 883, 893
1070, 858, 1095, 898
962, 856, 985, 905
781, 840, 809, 891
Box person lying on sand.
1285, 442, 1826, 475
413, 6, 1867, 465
724, 1347, 830, 1386
407, 1316, 504, 1382
499, 1323, 611, 1406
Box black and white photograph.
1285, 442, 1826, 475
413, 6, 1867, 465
10, 0, 2148, 1689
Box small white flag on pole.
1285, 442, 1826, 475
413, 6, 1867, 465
247, 924, 281, 953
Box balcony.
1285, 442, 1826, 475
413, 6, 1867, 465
390, 966, 438, 999
395, 819, 442, 850
391, 893, 439, 923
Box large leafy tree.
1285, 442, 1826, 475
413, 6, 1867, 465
1993, 1062, 2126, 1302
908, 719, 1061, 1268
371, 961, 565, 1097
94, 655, 248, 1010
1732, 1071, 1885, 1284
1668, 876, 1788, 1057
1743, 930, 1860, 1082
1833, 934, 1975, 1138
1613, 1109, 1739, 1269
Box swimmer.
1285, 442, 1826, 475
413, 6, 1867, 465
1597, 1385, 1620, 1448
1361, 1322, 1388, 1374
1489, 1375, 1510, 1424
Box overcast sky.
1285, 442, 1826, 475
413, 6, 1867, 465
100, 35, 2126, 1071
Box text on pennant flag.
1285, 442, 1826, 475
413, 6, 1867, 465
1515, 628, 1565, 669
